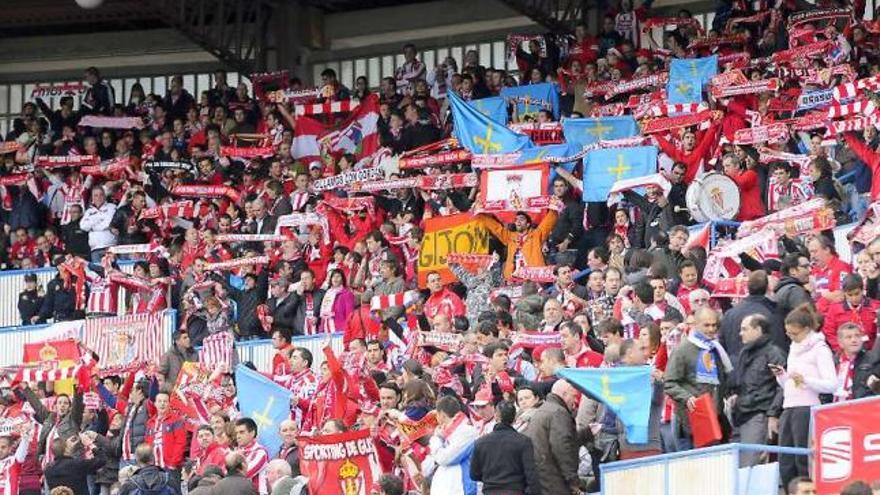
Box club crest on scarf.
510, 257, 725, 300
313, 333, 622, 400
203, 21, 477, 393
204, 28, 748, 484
339, 458, 365, 495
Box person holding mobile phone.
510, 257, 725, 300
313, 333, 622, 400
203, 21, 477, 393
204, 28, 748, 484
776, 305, 837, 488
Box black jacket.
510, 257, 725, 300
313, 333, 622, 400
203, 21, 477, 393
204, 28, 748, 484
401, 122, 440, 151
18, 289, 43, 325
226, 272, 269, 338
774, 277, 813, 350
471, 423, 542, 495
45, 448, 107, 495
287, 288, 326, 336
623, 190, 675, 248
110, 205, 151, 245
835, 349, 880, 400
548, 199, 585, 247
163, 90, 196, 121
268, 294, 298, 334
83, 80, 115, 116
61, 220, 91, 259
38, 277, 85, 323
730, 335, 786, 426
118, 464, 181, 495
719, 295, 781, 358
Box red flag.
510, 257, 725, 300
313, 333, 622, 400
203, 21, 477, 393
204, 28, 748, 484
297, 429, 381, 495
23, 339, 81, 364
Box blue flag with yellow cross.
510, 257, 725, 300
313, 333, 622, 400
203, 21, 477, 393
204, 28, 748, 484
500, 82, 560, 119
235, 364, 293, 455
557, 366, 653, 444
449, 90, 533, 154
667, 55, 717, 104
562, 116, 640, 147
469, 96, 508, 125
582, 145, 657, 202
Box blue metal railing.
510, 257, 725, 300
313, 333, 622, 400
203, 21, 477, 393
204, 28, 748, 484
601, 443, 810, 495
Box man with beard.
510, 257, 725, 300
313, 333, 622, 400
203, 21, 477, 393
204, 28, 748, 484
476, 202, 560, 279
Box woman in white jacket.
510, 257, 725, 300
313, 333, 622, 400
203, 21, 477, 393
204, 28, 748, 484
771, 304, 837, 488
422, 396, 478, 495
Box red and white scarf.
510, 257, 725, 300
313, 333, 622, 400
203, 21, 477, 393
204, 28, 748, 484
319, 287, 340, 333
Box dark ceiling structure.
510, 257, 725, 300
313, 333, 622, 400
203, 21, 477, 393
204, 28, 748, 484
0, 0, 588, 73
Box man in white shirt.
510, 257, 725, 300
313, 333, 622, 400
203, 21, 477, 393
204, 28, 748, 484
79, 186, 117, 262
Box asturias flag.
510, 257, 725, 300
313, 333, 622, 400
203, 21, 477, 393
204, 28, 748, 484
582, 145, 657, 202
470, 96, 508, 125
234, 364, 293, 455
562, 117, 640, 147
558, 366, 653, 444
449, 91, 533, 154
669, 55, 718, 85
500, 82, 561, 119
667, 55, 717, 104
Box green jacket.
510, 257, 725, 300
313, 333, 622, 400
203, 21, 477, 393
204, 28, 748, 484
663, 339, 729, 438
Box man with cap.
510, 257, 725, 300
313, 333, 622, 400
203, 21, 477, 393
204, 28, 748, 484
18, 273, 42, 325
471, 387, 497, 437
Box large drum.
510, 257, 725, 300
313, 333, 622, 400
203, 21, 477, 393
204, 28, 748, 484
685, 172, 740, 222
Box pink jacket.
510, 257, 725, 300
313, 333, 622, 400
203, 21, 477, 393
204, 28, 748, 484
777, 331, 837, 409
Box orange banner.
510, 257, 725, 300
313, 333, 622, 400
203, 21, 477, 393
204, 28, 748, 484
417, 213, 490, 288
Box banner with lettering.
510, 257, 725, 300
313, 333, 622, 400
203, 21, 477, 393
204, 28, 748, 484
813, 396, 880, 494
298, 429, 381, 495
418, 213, 490, 288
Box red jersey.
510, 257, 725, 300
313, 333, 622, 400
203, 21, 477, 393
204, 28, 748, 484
423, 288, 467, 322
145, 411, 187, 470
812, 256, 852, 294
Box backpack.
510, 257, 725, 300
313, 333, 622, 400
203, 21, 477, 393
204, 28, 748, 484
129, 472, 176, 495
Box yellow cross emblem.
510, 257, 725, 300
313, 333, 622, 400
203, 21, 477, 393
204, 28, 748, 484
474, 126, 503, 154
524, 148, 550, 164
607, 154, 631, 181
521, 95, 533, 115
587, 120, 615, 140
251, 395, 276, 431
676, 82, 693, 98
601, 374, 626, 405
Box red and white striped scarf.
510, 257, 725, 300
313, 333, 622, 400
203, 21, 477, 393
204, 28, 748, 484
319, 287, 341, 333
303, 293, 318, 335
198, 332, 235, 372
370, 290, 421, 312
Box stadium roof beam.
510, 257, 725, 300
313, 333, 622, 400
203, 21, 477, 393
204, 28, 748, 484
496, 0, 593, 34
148, 0, 273, 74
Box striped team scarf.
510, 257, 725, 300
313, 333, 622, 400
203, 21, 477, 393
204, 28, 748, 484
370, 290, 421, 312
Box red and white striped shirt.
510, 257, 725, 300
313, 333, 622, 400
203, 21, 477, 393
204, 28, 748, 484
237, 440, 269, 495
767, 178, 813, 212
275, 369, 318, 429
86, 270, 119, 316
0, 428, 31, 495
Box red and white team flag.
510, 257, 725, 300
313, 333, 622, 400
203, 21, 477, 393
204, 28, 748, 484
198, 332, 235, 372
322, 94, 381, 159
371, 290, 421, 312
292, 116, 326, 164
82, 313, 164, 373
295, 100, 359, 116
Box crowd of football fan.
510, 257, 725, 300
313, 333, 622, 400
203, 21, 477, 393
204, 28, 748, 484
4, 0, 880, 494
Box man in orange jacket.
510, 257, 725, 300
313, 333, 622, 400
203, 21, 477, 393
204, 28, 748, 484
475, 197, 561, 280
